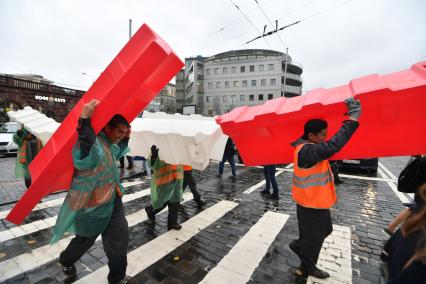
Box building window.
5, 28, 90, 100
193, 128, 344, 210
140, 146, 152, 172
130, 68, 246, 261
240, 95, 245, 101
233, 81, 239, 87
268, 94, 273, 100
271, 78, 276, 86
261, 79, 266, 86
214, 68, 219, 75
249, 94, 254, 101
206, 96, 211, 102
268, 64, 274, 71
251, 80, 257, 87
249, 65, 255, 72
231, 67, 236, 73
223, 95, 228, 102
259, 65, 264, 72
240, 66, 245, 73
208, 82, 212, 89
281, 91, 284, 97
225, 81, 230, 88
242, 80, 247, 87
206, 69, 211, 75
223, 67, 228, 74
216, 82, 221, 88
231, 95, 236, 103
258, 94, 264, 101
208, 109, 213, 116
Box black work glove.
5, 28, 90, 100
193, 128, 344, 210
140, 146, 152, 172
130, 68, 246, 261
150, 145, 159, 166
344, 97, 361, 119
16, 130, 23, 137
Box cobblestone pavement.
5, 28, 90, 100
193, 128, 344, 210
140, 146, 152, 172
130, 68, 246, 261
0, 156, 412, 284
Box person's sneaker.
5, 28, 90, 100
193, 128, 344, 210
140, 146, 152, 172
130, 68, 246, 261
260, 189, 270, 195
145, 208, 155, 224
296, 267, 330, 279
119, 276, 139, 284
168, 223, 182, 230
60, 263, 76, 277
229, 175, 237, 181
196, 199, 207, 208
307, 268, 330, 279
216, 174, 222, 178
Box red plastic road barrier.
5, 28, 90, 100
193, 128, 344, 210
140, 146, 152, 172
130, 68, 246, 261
216, 61, 426, 166
6, 24, 184, 224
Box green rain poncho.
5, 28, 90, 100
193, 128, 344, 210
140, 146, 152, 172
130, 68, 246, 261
13, 128, 43, 179
149, 158, 183, 209
51, 132, 128, 244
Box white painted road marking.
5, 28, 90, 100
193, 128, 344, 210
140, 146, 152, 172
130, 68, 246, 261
200, 211, 289, 283
0, 187, 151, 242
76, 200, 239, 284
0, 179, 145, 220
0, 192, 193, 282
243, 170, 285, 194
307, 225, 352, 284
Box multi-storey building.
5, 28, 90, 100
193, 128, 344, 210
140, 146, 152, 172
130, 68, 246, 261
176, 49, 303, 116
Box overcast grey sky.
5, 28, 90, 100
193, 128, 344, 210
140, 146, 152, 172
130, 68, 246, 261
1, 0, 425, 91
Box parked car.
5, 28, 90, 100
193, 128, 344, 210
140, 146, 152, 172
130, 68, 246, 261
337, 158, 379, 174
0, 122, 21, 155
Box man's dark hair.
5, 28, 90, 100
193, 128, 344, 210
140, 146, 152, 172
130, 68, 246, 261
106, 114, 130, 129
302, 119, 328, 140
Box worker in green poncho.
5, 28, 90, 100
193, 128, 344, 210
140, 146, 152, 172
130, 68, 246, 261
51, 100, 137, 284
13, 126, 43, 188
145, 145, 183, 230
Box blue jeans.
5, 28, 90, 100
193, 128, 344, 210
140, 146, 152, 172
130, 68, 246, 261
263, 165, 279, 196
219, 155, 237, 177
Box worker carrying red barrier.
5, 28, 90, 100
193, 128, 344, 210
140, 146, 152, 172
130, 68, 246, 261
216, 61, 426, 166
6, 24, 184, 225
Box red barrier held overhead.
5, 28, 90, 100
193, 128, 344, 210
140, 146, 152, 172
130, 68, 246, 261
7, 24, 184, 224
216, 61, 426, 166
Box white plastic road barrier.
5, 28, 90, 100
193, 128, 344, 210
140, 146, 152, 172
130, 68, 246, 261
129, 112, 228, 170
7, 106, 60, 145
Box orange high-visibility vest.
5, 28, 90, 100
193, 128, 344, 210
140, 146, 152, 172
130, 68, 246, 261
291, 143, 336, 209
183, 165, 192, 171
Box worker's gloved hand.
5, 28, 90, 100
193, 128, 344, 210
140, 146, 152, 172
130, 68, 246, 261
16, 130, 23, 137
151, 145, 159, 160
344, 97, 361, 120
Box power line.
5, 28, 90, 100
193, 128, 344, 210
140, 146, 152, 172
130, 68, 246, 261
228, 0, 272, 49
253, 0, 286, 50
245, 20, 300, 44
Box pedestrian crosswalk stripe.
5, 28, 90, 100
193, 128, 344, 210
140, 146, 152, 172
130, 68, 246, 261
243, 170, 285, 194
307, 225, 352, 284
75, 200, 239, 284
0, 192, 194, 282
0, 187, 150, 243
200, 211, 289, 283
0, 180, 145, 220
377, 167, 410, 204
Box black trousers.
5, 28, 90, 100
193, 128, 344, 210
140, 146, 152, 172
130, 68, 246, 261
294, 205, 333, 271
60, 197, 129, 284
145, 201, 180, 225
330, 161, 341, 183
119, 156, 133, 167
183, 170, 201, 201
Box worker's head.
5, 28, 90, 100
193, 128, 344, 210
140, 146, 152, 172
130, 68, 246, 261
302, 119, 328, 144
103, 114, 130, 144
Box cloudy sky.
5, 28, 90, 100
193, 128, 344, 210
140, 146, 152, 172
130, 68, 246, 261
1, 0, 425, 91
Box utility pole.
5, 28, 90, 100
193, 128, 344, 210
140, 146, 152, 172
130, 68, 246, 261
283, 47, 289, 97
129, 19, 132, 40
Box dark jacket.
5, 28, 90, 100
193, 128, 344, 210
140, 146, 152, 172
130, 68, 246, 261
290, 120, 359, 168
223, 138, 236, 158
